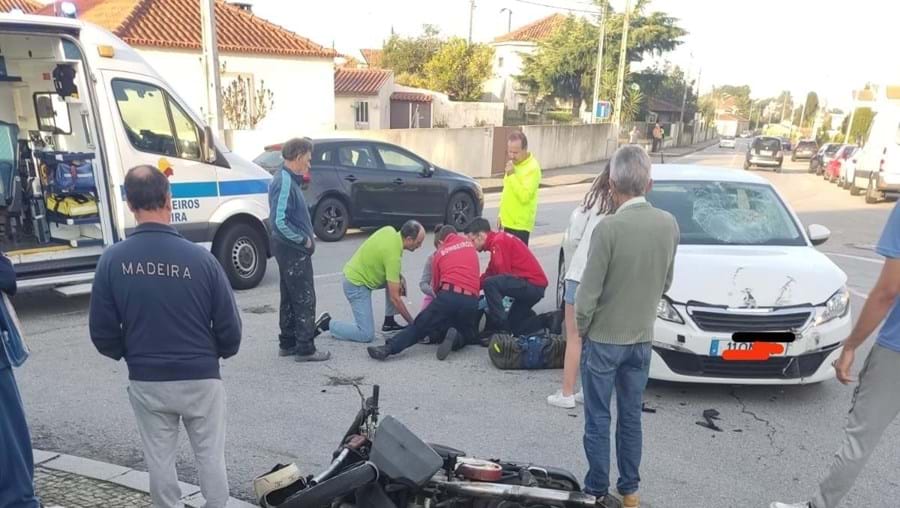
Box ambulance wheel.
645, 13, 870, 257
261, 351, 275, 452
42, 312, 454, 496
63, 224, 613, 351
314, 198, 349, 242
215, 223, 267, 290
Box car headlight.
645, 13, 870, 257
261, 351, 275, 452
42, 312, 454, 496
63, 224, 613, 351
657, 297, 684, 324
817, 287, 850, 325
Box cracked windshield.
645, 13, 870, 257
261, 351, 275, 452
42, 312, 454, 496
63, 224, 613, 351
1, 1, 897, 508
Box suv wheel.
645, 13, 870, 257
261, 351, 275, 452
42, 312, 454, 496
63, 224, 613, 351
314, 198, 350, 242
865, 176, 881, 204
849, 176, 862, 196
214, 223, 267, 290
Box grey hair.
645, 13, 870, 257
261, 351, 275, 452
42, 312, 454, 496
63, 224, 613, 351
400, 220, 423, 240
610, 145, 652, 197
282, 137, 314, 161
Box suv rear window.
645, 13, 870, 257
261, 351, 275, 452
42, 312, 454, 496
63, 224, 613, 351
753, 138, 781, 151
797, 141, 816, 149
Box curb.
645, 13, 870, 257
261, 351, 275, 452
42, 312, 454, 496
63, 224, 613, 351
34, 449, 256, 508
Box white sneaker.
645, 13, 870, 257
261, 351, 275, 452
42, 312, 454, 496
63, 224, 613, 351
769, 502, 810, 508
547, 390, 576, 409
575, 389, 584, 404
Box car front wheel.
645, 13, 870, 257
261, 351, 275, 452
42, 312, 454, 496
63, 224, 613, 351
214, 223, 267, 290
446, 192, 476, 230
866, 176, 881, 204
314, 197, 350, 242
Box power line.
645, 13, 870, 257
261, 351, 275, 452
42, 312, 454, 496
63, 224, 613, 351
511, 0, 600, 15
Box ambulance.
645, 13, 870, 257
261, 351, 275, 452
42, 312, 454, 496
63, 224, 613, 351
0, 10, 272, 294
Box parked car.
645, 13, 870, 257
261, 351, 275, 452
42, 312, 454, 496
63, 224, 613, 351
719, 135, 737, 149
825, 145, 856, 183
849, 98, 900, 204
809, 142, 843, 175
557, 165, 850, 384
792, 140, 818, 161
255, 139, 484, 241
781, 138, 793, 152
838, 146, 861, 189
744, 136, 784, 171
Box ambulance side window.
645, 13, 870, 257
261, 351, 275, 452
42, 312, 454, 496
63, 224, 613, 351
112, 79, 201, 161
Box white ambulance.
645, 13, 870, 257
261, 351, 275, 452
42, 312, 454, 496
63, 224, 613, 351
0, 11, 272, 294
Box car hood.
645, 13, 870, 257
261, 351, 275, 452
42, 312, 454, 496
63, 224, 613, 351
667, 245, 846, 307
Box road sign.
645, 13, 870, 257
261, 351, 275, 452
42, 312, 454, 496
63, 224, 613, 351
595, 100, 611, 119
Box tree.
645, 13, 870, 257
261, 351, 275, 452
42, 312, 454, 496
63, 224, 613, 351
633, 62, 697, 120
382, 25, 444, 87
773, 90, 793, 123
220, 64, 274, 130
423, 38, 494, 102
843, 107, 875, 144
518, 0, 687, 117
803, 92, 819, 127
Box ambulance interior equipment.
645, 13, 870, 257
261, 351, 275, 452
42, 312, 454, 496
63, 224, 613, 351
0, 32, 111, 260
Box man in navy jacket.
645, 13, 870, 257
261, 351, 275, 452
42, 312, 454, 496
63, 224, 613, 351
89, 165, 242, 508
0, 253, 40, 508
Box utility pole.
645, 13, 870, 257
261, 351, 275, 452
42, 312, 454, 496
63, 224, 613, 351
798, 97, 807, 138
500, 7, 512, 33
468, 0, 476, 44
612, 0, 631, 128
590, 0, 607, 124
780, 93, 788, 124
844, 90, 858, 144
679, 67, 690, 124
200, 0, 223, 137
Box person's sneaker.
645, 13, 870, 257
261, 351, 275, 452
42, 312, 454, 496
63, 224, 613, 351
769, 503, 811, 508
595, 494, 623, 508
294, 351, 331, 362
381, 319, 406, 332
622, 493, 639, 508
367, 345, 391, 361
315, 313, 331, 332
437, 328, 458, 361
575, 389, 584, 404
547, 390, 576, 409
278, 346, 297, 357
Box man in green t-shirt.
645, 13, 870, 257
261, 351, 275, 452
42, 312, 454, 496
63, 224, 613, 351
328, 221, 425, 343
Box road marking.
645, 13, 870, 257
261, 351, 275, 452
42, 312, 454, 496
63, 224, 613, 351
314, 271, 342, 280
824, 252, 884, 265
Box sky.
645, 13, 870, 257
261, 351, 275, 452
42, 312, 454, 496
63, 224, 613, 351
253, 0, 900, 110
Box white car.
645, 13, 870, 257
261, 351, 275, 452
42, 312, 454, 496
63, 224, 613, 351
719, 135, 737, 148
557, 165, 851, 385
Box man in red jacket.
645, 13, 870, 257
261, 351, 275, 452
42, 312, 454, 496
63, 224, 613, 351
368, 225, 481, 361
466, 218, 548, 336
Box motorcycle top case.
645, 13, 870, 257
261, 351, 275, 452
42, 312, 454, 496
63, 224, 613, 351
488, 330, 566, 370
370, 415, 442, 488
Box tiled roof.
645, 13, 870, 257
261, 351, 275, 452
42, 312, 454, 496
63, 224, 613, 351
337, 54, 362, 69
39, 0, 336, 58
853, 89, 876, 102
0, 0, 42, 13
648, 96, 681, 113
716, 113, 748, 122
493, 13, 567, 43
391, 92, 432, 103
360, 48, 383, 68
334, 68, 392, 96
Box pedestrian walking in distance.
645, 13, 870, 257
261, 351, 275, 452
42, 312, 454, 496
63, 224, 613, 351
771, 200, 900, 508
269, 137, 331, 362
498, 131, 541, 246
651, 122, 663, 153
89, 165, 242, 508
0, 250, 41, 508
575, 145, 679, 508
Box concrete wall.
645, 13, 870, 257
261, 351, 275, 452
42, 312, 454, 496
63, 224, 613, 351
138, 48, 335, 144
433, 100, 504, 128
521, 124, 618, 170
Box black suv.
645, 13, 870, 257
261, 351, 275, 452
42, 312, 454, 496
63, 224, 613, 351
744, 136, 784, 171
255, 139, 484, 241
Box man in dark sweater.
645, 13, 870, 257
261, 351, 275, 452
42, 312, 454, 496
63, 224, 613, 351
268, 138, 330, 362
0, 252, 41, 508
89, 166, 242, 508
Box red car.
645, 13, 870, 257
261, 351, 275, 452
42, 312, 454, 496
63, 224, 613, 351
825, 145, 856, 183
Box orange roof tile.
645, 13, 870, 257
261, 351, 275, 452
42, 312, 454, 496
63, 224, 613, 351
493, 13, 567, 43
391, 91, 432, 103
334, 68, 392, 96
0, 0, 42, 13
360, 48, 383, 68
40, 0, 336, 58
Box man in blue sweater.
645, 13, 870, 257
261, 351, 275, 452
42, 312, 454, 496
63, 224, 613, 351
89, 165, 242, 508
269, 138, 330, 362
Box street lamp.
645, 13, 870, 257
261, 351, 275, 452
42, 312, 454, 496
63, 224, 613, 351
500, 8, 512, 33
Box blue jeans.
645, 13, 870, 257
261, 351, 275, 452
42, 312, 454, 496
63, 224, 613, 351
0, 367, 41, 508
330, 277, 398, 343
581, 340, 651, 497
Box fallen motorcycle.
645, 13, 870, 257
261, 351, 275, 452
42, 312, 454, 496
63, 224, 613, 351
254, 385, 597, 508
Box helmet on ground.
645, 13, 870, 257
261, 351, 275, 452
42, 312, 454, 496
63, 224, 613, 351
253, 463, 304, 507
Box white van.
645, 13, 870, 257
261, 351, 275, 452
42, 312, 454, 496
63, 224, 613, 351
0, 13, 272, 294
849, 86, 900, 204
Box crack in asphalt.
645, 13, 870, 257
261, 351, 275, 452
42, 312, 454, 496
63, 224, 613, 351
730, 388, 785, 460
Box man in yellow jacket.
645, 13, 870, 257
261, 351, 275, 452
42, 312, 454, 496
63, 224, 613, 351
499, 131, 542, 245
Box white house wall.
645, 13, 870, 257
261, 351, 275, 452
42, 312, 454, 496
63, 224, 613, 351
137, 48, 336, 141
483, 42, 535, 109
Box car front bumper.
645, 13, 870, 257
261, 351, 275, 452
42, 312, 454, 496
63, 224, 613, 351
648, 309, 851, 385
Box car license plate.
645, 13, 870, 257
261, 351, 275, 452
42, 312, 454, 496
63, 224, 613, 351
709, 339, 786, 357
760, 150, 772, 156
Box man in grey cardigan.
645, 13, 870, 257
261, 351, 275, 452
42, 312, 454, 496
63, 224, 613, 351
575, 145, 679, 508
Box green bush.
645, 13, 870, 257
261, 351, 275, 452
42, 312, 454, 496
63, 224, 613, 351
546, 110, 575, 123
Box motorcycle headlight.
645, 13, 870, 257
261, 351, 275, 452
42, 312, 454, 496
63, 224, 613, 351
817, 287, 850, 325
657, 297, 684, 324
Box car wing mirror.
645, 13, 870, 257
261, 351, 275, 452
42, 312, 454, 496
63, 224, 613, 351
423, 165, 435, 177
201, 126, 217, 164
807, 224, 831, 246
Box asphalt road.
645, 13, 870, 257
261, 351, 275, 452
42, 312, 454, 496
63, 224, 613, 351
14, 139, 899, 507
